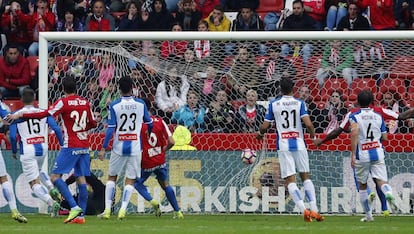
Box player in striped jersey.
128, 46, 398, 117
256, 78, 323, 222
0, 101, 27, 223
98, 76, 153, 220
133, 98, 183, 219
349, 90, 398, 222
7, 77, 97, 224
315, 99, 414, 217
9, 88, 64, 218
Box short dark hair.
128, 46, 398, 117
119, 76, 133, 94
357, 90, 374, 107
63, 76, 77, 94
21, 87, 35, 104
280, 78, 294, 95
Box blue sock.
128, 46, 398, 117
134, 180, 153, 201
376, 185, 388, 211
54, 178, 77, 208
165, 186, 179, 211
77, 184, 88, 216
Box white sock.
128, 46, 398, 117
120, 184, 134, 210
39, 171, 54, 190
32, 183, 54, 206
287, 183, 306, 213
303, 179, 318, 212
2, 181, 17, 210
381, 184, 393, 196
105, 180, 116, 210
359, 190, 372, 216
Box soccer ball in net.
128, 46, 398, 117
241, 149, 257, 165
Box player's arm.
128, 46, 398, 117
84, 105, 97, 131
398, 108, 414, 120
98, 104, 115, 160
8, 122, 18, 159
0, 103, 10, 119
302, 115, 315, 140
256, 120, 271, 140
143, 104, 153, 136
161, 118, 174, 151
165, 136, 175, 152
314, 127, 344, 147
350, 122, 358, 169
47, 116, 64, 146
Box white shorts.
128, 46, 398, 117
278, 150, 310, 179
0, 152, 6, 177
355, 159, 388, 184
20, 153, 46, 183
108, 151, 141, 179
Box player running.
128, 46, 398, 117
98, 76, 153, 220
349, 90, 399, 222
256, 78, 324, 222
134, 98, 183, 219
7, 77, 97, 224
9, 88, 63, 218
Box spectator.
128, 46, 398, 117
175, 0, 202, 30
160, 22, 188, 58
231, 6, 264, 31
226, 0, 259, 11
0, 44, 31, 99
117, 1, 141, 31
259, 45, 297, 100
170, 125, 197, 150
198, 64, 227, 107
56, 8, 85, 31
228, 45, 260, 100
324, 0, 348, 31
303, 0, 326, 30
90, 109, 106, 133
296, 85, 321, 133
352, 40, 388, 84
234, 89, 266, 133
319, 90, 348, 134
379, 91, 411, 133
204, 4, 231, 31
192, 0, 220, 19
97, 53, 115, 89
99, 81, 120, 120
68, 47, 96, 92
85, 0, 115, 31
204, 89, 235, 133
131, 65, 156, 104
143, 46, 163, 84
28, 0, 56, 56
155, 64, 190, 121
1, 0, 33, 54
194, 19, 211, 60
353, 0, 395, 30
110, 0, 126, 12
337, 2, 371, 30
56, 0, 89, 24
47, 53, 65, 103
85, 78, 102, 110
281, 0, 317, 67
394, 0, 412, 29
149, 0, 174, 31
180, 46, 201, 76
171, 90, 206, 133
316, 40, 354, 87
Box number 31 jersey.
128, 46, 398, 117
108, 96, 152, 156
264, 95, 308, 151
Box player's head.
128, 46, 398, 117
357, 90, 374, 107
119, 76, 133, 95
62, 76, 77, 94
21, 87, 35, 105
280, 78, 294, 95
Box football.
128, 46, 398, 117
241, 149, 257, 164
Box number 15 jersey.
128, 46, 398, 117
108, 96, 152, 156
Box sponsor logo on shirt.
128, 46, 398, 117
361, 142, 380, 150
27, 136, 45, 144
118, 134, 138, 141
281, 131, 299, 139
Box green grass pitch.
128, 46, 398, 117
0, 213, 413, 234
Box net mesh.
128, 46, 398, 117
32, 36, 414, 214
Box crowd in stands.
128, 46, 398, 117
1, 0, 414, 135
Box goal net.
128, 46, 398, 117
13, 31, 412, 215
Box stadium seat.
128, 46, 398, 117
255, 55, 269, 66
55, 56, 73, 72
293, 77, 320, 101
256, 0, 284, 13
285, 55, 305, 79
3, 100, 24, 112
224, 12, 238, 30
348, 78, 377, 101
389, 56, 414, 80
378, 78, 406, 100
305, 55, 322, 79
320, 78, 348, 101
110, 11, 127, 21
26, 56, 39, 79
221, 56, 234, 70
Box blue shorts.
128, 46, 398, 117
52, 148, 91, 177
138, 165, 168, 184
